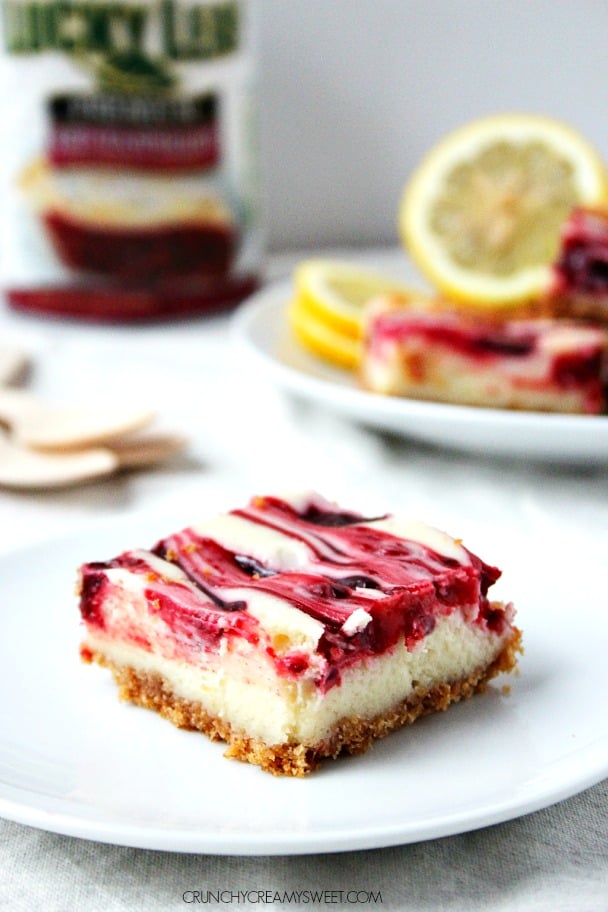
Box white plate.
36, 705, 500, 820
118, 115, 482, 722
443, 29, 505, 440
1, 511, 607, 854
232, 284, 608, 463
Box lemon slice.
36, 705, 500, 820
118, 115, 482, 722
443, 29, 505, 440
399, 113, 608, 308
288, 296, 363, 370
294, 259, 419, 338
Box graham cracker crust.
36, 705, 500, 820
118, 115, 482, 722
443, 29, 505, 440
82, 627, 522, 777
550, 291, 608, 325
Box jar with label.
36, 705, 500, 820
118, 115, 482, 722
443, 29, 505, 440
0, 0, 261, 321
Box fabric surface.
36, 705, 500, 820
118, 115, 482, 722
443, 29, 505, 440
2, 781, 607, 911
0, 250, 606, 912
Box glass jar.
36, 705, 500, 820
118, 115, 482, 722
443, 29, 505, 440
0, 0, 261, 321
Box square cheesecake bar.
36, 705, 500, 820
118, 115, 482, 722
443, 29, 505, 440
360, 294, 608, 414
78, 492, 521, 776
550, 206, 608, 324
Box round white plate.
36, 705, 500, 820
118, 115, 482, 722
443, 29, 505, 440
1, 511, 607, 854
232, 283, 608, 463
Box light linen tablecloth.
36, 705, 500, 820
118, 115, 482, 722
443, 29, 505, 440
0, 251, 606, 912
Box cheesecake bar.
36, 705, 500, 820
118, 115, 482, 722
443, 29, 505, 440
550, 206, 608, 323
361, 294, 608, 414
78, 492, 521, 776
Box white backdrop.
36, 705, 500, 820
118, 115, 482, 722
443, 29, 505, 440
256, 0, 608, 250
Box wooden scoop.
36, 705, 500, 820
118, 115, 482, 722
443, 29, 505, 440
0, 430, 188, 490
0, 346, 29, 385
0, 389, 155, 451
107, 432, 188, 467
0, 431, 118, 489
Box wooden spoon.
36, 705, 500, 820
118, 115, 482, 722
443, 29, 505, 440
107, 432, 188, 467
0, 430, 188, 490
0, 346, 29, 386
0, 431, 118, 489
0, 389, 155, 451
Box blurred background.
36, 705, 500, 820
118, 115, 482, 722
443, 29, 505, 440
256, 0, 608, 251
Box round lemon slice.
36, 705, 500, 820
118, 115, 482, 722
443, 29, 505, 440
294, 259, 420, 338
288, 296, 363, 370
399, 113, 608, 308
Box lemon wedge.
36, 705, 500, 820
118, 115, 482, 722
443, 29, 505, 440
288, 296, 363, 370
294, 259, 420, 338
399, 113, 608, 308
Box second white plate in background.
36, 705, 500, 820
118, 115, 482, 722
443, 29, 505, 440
233, 283, 608, 463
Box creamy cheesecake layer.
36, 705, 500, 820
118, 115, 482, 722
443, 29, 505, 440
361, 296, 608, 414
82, 610, 511, 747
362, 345, 597, 412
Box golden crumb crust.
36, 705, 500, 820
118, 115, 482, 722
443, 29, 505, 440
548, 291, 608, 324
82, 627, 522, 777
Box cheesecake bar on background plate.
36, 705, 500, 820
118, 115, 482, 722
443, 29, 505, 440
360, 294, 608, 414
78, 492, 521, 776
550, 206, 608, 323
